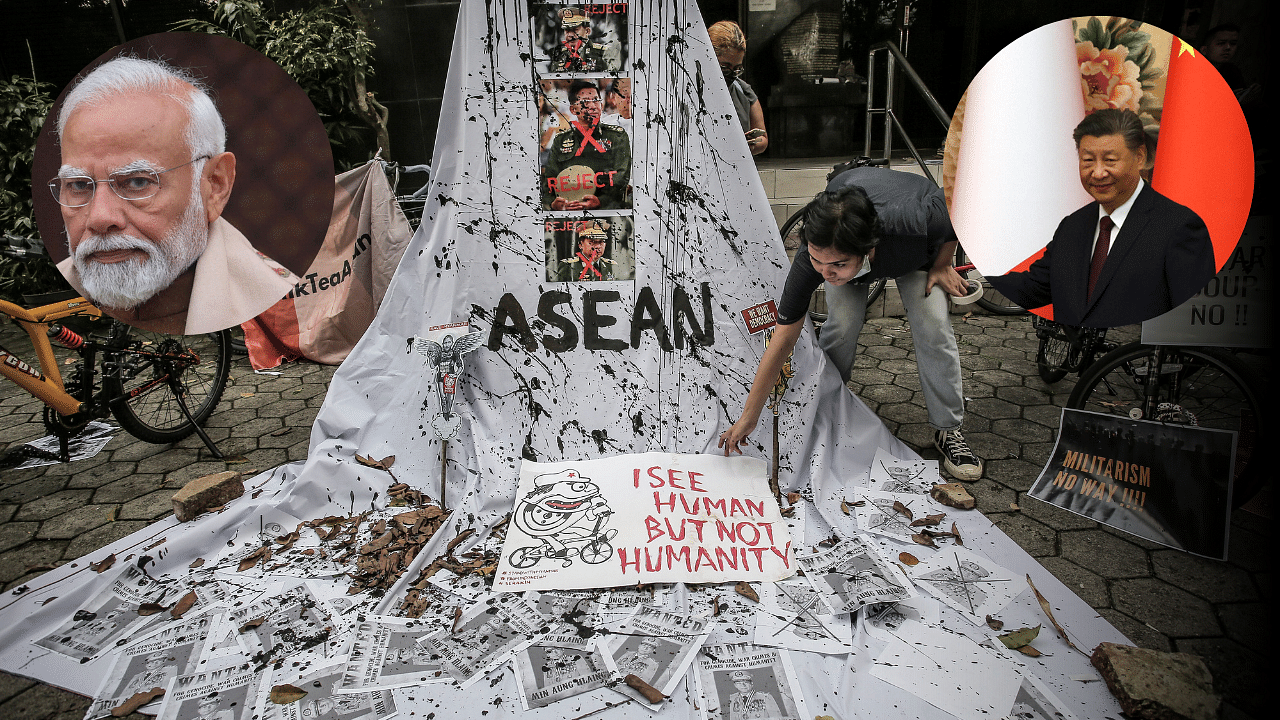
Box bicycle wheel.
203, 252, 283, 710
1066, 343, 1264, 507
106, 325, 231, 444
1036, 333, 1072, 383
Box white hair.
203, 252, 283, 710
57, 56, 226, 158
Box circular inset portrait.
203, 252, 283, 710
33, 32, 334, 336
943, 17, 1253, 328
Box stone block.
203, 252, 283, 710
931, 483, 975, 509
1091, 642, 1219, 720
171, 471, 243, 522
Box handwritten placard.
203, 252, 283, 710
493, 453, 794, 590
1028, 409, 1235, 559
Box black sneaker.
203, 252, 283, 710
934, 428, 983, 481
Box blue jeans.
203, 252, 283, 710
817, 269, 964, 430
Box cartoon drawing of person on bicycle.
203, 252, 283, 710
510, 469, 616, 568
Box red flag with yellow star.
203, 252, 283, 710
1151, 39, 1254, 268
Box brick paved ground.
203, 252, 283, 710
0, 307, 1270, 719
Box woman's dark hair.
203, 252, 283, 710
802, 185, 880, 257
1073, 108, 1152, 158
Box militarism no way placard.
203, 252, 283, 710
1028, 408, 1236, 559
493, 453, 794, 590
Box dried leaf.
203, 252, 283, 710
786, 492, 800, 504
1026, 575, 1082, 653
1016, 645, 1043, 657
239, 617, 265, 632
997, 625, 1041, 649
1010, 502, 1021, 511
851, 500, 865, 507
911, 533, 937, 548
379, 455, 396, 469
898, 552, 919, 566
144, 537, 166, 551
171, 591, 197, 619
446, 528, 476, 554
106, 507, 119, 522
137, 603, 167, 616
223, 455, 249, 465
910, 513, 946, 527
269, 684, 308, 704
189, 558, 205, 569
112, 687, 165, 716
734, 581, 759, 603
355, 454, 386, 470
892, 500, 913, 520
624, 674, 666, 704
270, 427, 291, 437
840, 501, 850, 515
41, 597, 58, 606
239, 392, 255, 398
985, 615, 1004, 631
952, 522, 963, 546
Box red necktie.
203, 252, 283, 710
1088, 215, 1113, 299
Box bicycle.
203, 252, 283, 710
507, 512, 617, 569
1, 291, 230, 463
1065, 342, 1265, 507
1032, 317, 1115, 384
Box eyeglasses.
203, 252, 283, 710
48, 155, 211, 208
720, 63, 744, 78
572, 97, 603, 107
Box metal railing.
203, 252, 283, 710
864, 41, 951, 185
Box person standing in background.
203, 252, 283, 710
708, 21, 769, 156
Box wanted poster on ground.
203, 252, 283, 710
420, 593, 547, 688
493, 453, 793, 591
603, 605, 710, 703
692, 644, 809, 720
524, 590, 602, 650
154, 661, 261, 720
33, 564, 167, 661
336, 616, 447, 692
511, 643, 615, 710
263, 658, 397, 720
904, 547, 1019, 624
795, 536, 916, 614
85, 614, 215, 720
753, 579, 853, 654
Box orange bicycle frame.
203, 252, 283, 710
0, 296, 102, 416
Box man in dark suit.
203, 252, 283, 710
990, 109, 1215, 328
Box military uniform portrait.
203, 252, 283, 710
544, 216, 634, 282
540, 79, 632, 210
533, 4, 628, 74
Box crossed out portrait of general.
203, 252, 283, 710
47, 55, 301, 336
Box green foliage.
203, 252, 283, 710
175, 0, 389, 169
0, 74, 66, 303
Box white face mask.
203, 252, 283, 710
852, 260, 871, 280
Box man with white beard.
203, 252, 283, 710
50, 56, 297, 335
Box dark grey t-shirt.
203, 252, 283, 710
776, 168, 956, 325
729, 78, 758, 133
